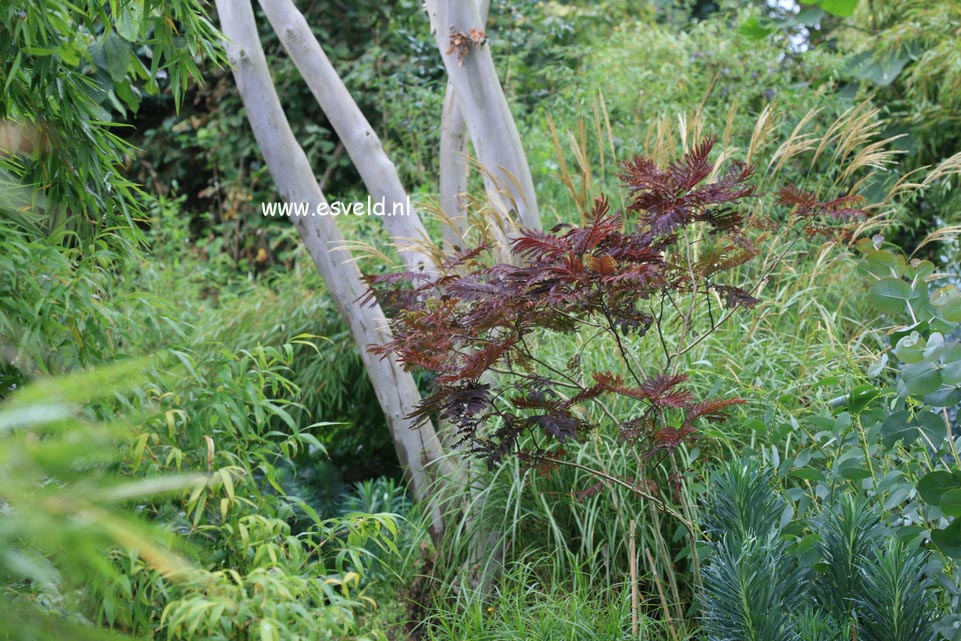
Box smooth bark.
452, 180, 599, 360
439, 1, 490, 250
425, 0, 540, 231
439, 81, 469, 248
216, 0, 448, 541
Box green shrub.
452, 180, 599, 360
0, 275, 405, 641
0, 360, 198, 640
699, 461, 942, 641
95, 342, 402, 638
0, 219, 174, 394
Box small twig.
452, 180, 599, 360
630, 519, 639, 639
604, 309, 646, 387
517, 337, 586, 390
645, 547, 680, 641
673, 227, 807, 361
487, 366, 582, 391
541, 455, 695, 536
655, 296, 673, 369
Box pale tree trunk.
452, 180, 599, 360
438, 0, 489, 252
435, 3, 502, 584
216, 0, 449, 542
258, 0, 435, 276
439, 81, 469, 248
426, 0, 540, 231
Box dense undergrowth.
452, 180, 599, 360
3, 1, 961, 640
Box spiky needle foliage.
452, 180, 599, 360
813, 495, 886, 625
699, 461, 805, 641
700, 460, 786, 548
700, 534, 806, 641
857, 538, 939, 641
699, 462, 944, 641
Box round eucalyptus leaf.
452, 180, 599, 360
923, 385, 961, 408
880, 410, 916, 448
902, 359, 941, 396
890, 319, 929, 346
923, 332, 946, 359
918, 470, 958, 505
941, 489, 961, 518
931, 519, 961, 558
880, 410, 944, 448
917, 410, 950, 444
931, 285, 961, 323
941, 351, 961, 386
894, 332, 924, 364
869, 278, 913, 314
863, 248, 900, 278
909, 259, 936, 281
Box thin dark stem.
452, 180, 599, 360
604, 309, 645, 387
541, 455, 695, 536
665, 288, 684, 318
655, 296, 673, 369
705, 281, 716, 330
487, 366, 582, 391
517, 336, 587, 390
547, 307, 607, 330
576, 325, 611, 369
674, 226, 806, 360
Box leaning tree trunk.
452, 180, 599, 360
426, 0, 540, 231
216, 0, 450, 542
258, 0, 435, 276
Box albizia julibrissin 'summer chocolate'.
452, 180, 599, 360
364, 138, 864, 470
